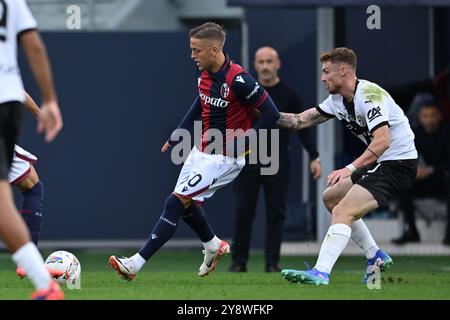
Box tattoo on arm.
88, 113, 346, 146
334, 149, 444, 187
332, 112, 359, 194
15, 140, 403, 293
309, 112, 328, 126
277, 109, 328, 130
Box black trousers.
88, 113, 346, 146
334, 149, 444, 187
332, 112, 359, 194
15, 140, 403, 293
398, 173, 450, 237
0, 102, 23, 180
231, 162, 290, 268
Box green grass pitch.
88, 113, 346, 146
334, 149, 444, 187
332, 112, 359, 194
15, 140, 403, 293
1, 249, 449, 300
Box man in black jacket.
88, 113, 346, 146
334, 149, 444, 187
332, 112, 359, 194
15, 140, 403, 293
392, 101, 450, 245
229, 47, 321, 272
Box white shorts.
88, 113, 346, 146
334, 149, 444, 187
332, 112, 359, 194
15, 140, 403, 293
8, 145, 37, 184
173, 146, 245, 202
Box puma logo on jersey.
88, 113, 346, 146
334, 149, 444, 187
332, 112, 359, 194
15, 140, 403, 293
367, 106, 382, 122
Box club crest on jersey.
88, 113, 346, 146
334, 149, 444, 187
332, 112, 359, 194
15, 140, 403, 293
220, 83, 230, 98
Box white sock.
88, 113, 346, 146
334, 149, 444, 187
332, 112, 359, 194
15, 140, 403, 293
203, 235, 221, 252
351, 219, 379, 259
12, 242, 51, 290
130, 253, 146, 273
314, 223, 351, 274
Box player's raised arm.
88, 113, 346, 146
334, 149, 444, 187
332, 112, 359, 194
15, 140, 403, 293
277, 107, 330, 130
162, 96, 201, 152
23, 91, 41, 119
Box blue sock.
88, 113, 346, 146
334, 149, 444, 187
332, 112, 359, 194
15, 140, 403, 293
19, 181, 44, 245
138, 194, 185, 260
182, 203, 214, 242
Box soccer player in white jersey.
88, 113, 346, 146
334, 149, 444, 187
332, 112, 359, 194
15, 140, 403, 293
276, 47, 418, 285
0, 0, 63, 299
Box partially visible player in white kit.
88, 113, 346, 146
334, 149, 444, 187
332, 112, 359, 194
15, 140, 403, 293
276, 47, 418, 285
0, 0, 63, 299
10, 93, 41, 247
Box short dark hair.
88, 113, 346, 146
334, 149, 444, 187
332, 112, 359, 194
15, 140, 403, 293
320, 47, 357, 70
189, 22, 226, 46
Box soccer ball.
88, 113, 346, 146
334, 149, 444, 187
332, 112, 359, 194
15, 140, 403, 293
45, 250, 81, 288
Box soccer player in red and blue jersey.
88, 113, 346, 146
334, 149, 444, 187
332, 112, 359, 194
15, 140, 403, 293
109, 22, 280, 280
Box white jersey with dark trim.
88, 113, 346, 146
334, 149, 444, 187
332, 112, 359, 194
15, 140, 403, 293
317, 79, 417, 162
0, 0, 37, 104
